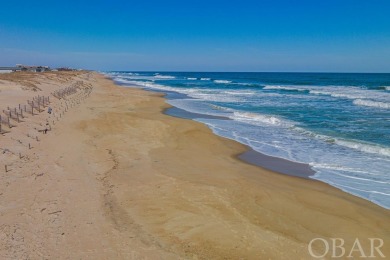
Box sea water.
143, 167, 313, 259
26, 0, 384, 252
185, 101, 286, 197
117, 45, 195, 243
107, 72, 390, 209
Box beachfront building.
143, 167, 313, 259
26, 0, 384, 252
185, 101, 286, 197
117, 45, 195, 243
16, 64, 51, 72
0, 66, 21, 73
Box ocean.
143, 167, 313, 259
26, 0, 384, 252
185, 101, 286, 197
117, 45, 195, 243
107, 71, 390, 209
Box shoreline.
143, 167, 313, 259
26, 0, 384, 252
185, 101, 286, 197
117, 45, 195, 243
113, 75, 390, 210
164, 105, 316, 178
116, 76, 390, 210
109, 76, 390, 255
0, 72, 389, 259
130, 82, 319, 179
111, 76, 390, 258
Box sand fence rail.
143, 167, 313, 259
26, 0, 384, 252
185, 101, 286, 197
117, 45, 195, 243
52, 82, 81, 99
1, 95, 51, 129
1, 82, 88, 134
1, 80, 94, 172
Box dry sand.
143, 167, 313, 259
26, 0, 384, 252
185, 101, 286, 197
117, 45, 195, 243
0, 72, 389, 259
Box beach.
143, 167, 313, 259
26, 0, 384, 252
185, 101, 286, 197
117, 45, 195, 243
0, 71, 389, 259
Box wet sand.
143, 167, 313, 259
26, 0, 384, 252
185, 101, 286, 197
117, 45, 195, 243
165, 106, 316, 178
0, 72, 389, 259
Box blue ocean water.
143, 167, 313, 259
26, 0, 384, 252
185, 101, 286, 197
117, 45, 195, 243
107, 72, 390, 209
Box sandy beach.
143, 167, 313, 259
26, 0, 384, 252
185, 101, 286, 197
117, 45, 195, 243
0, 71, 389, 259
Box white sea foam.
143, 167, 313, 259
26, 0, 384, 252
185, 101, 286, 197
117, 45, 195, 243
265, 85, 390, 105
224, 91, 255, 95
167, 99, 232, 118
292, 127, 335, 142
308, 86, 390, 103
310, 163, 375, 175
214, 80, 232, 84
232, 82, 257, 86
111, 73, 157, 81
330, 171, 390, 184
335, 139, 390, 157
264, 85, 306, 91
294, 126, 390, 158
230, 112, 293, 127
154, 75, 176, 79
120, 72, 139, 76
187, 77, 197, 80
210, 104, 232, 111
200, 78, 210, 81
115, 78, 174, 92
353, 99, 390, 109
113, 78, 134, 84
309, 90, 367, 100
261, 84, 390, 103
113, 77, 152, 87
187, 92, 244, 103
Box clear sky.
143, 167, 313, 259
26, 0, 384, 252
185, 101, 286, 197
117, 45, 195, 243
1, 0, 389, 72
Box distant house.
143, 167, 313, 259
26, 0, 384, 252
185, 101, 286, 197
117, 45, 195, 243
16, 64, 51, 72
0, 66, 21, 73
0, 64, 53, 73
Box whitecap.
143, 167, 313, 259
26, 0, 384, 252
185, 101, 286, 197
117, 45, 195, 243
188, 92, 244, 103
224, 91, 255, 95
230, 112, 294, 127
264, 85, 306, 91
353, 99, 390, 109
335, 139, 390, 157
154, 75, 176, 79
309, 90, 366, 99
214, 80, 232, 84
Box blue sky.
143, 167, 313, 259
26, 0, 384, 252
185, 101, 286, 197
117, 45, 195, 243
0, 0, 389, 72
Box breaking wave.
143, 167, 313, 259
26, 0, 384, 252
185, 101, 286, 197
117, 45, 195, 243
353, 99, 390, 109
